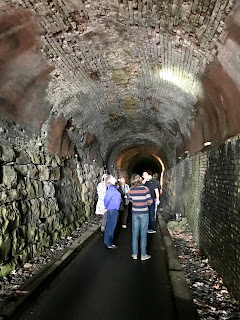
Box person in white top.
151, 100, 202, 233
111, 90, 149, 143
95, 174, 108, 232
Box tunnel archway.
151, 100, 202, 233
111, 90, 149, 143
127, 154, 162, 178
107, 143, 166, 187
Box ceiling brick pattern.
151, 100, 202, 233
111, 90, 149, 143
2, 0, 236, 161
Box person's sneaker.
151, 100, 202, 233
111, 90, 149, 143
147, 230, 156, 234
107, 244, 118, 249
141, 255, 151, 261
132, 254, 137, 260
122, 225, 127, 229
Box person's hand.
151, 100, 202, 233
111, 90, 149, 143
103, 208, 107, 212
157, 199, 160, 205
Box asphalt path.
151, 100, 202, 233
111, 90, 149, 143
19, 217, 176, 320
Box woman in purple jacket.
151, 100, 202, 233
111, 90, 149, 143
104, 175, 121, 249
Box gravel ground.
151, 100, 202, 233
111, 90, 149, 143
0, 215, 101, 303
168, 224, 240, 320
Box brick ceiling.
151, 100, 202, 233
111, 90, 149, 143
1, 0, 238, 165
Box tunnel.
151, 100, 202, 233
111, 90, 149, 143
0, 0, 240, 317
107, 144, 165, 180
127, 154, 162, 177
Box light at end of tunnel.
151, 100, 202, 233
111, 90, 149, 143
185, 150, 188, 154
204, 141, 211, 146
178, 156, 181, 159
154, 156, 165, 195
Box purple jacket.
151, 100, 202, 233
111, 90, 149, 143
104, 185, 121, 210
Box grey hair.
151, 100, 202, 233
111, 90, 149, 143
105, 175, 113, 187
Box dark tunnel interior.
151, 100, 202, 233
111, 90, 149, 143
127, 154, 162, 178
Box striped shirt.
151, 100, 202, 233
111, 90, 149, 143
129, 185, 153, 214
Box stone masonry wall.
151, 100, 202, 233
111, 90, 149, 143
164, 135, 240, 300
0, 143, 103, 277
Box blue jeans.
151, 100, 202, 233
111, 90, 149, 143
104, 210, 118, 247
132, 213, 149, 256
148, 202, 156, 231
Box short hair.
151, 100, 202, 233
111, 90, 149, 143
130, 174, 142, 187
143, 170, 152, 176
153, 173, 159, 179
105, 175, 113, 187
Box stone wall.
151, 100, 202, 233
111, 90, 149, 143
164, 135, 240, 300
0, 143, 103, 277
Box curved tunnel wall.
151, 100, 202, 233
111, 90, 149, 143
167, 4, 240, 299
0, 0, 239, 301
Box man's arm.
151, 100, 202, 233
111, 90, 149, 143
128, 190, 133, 202
145, 187, 153, 206
104, 190, 111, 209
154, 188, 160, 205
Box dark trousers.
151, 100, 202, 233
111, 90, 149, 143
120, 205, 129, 225
148, 202, 156, 231
104, 209, 118, 247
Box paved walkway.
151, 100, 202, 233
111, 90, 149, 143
18, 218, 177, 320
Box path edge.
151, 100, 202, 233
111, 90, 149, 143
0, 222, 101, 320
157, 212, 199, 320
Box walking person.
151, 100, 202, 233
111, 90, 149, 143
142, 170, 160, 233
104, 175, 121, 249
117, 177, 130, 229
128, 174, 153, 260
95, 174, 108, 233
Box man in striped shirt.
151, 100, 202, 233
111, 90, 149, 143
128, 174, 153, 261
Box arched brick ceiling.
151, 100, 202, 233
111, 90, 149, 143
1, 0, 240, 165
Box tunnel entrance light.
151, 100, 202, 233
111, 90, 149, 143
155, 155, 165, 195
114, 144, 165, 194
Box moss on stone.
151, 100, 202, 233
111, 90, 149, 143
167, 221, 178, 229
59, 227, 70, 238
112, 69, 129, 84
51, 231, 59, 243
18, 246, 33, 264
0, 261, 16, 277
0, 235, 11, 263
12, 229, 25, 256
26, 224, 36, 245
123, 96, 138, 116
85, 204, 91, 218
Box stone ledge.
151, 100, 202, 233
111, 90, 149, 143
157, 213, 199, 320
169, 270, 199, 320
0, 222, 101, 320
